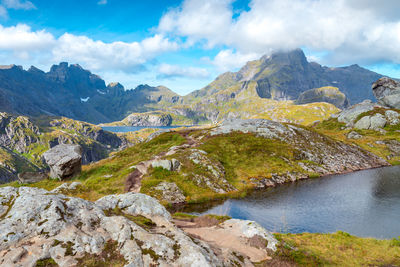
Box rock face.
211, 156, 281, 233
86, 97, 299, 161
123, 112, 173, 126
354, 113, 387, 130
17, 172, 47, 184
43, 144, 82, 180
296, 86, 350, 109
151, 182, 186, 204
372, 77, 400, 109
0, 187, 223, 266
212, 119, 388, 175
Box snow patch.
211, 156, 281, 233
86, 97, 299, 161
97, 89, 106, 95
80, 97, 90, 102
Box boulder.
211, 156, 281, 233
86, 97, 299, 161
370, 113, 387, 129
152, 182, 186, 204
43, 144, 82, 180
354, 114, 386, 130
354, 116, 371, 130
17, 172, 47, 184
337, 100, 376, 126
151, 159, 181, 171
347, 131, 362, 140
151, 159, 173, 171
372, 77, 400, 109
385, 110, 400, 125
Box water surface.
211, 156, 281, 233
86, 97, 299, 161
102, 125, 192, 133
198, 166, 400, 239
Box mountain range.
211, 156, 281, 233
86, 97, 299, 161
0, 49, 384, 125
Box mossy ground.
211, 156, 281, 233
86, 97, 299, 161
274, 232, 400, 266
314, 107, 400, 164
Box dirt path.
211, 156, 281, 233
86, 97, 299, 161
175, 219, 271, 263
124, 130, 201, 192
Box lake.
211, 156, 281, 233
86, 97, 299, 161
101, 125, 192, 133
197, 166, 400, 239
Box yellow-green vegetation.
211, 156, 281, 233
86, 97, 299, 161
314, 107, 400, 164
275, 232, 400, 266
116, 128, 159, 145
103, 206, 156, 230
3, 132, 186, 201
183, 81, 339, 126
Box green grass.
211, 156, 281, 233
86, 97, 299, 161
274, 232, 400, 266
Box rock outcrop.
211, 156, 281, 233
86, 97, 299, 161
0, 187, 225, 266
372, 77, 400, 109
212, 119, 388, 175
17, 172, 48, 184
296, 86, 350, 109
122, 112, 173, 126
43, 144, 82, 180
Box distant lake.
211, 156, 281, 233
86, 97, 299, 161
196, 166, 400, 239
101, 125, 192, 133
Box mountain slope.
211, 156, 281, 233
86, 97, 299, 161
186, 49, 383, 104
0, 64, 181, 124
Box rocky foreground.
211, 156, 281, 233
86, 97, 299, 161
0, 186, 277, 267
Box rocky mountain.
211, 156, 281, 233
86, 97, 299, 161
186, 49, 382, 104
0, 49, 386, 126
0, 63, 181, 124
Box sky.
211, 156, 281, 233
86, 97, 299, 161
0, 0, 400, 95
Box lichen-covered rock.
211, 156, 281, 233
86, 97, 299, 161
0, 187, 222, 267
337, 100, 377, 126
372, 77, 400, 109
220, 219, 279, 251
151, 182, 186, 204
347, 131, 362, 140
17, 172, 47, 184
354, 114, 387, 130
43, 144, 82, 180
151, 159, 173, 171
385, 110, 400, 125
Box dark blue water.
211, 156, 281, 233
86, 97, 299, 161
199, 166, 400, 239
102, 125, 192, 133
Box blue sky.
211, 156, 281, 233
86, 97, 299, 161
0, 0, 400, 95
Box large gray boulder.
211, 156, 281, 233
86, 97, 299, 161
372, 77, 400, 109
43, 144, 82, 180
295, 86, 350, 109
336, 100, 377, 126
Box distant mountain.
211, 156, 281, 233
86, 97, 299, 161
0, 49, 386, 125
186, 49, 383, 104
0, 63, 181, 124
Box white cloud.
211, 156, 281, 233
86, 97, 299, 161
212, 49, 259, 71
2, 0, 35, 10
53, 33, 178, 71
0, 24, 179, 72
0, 24, 54, 52
157, 63, 209, 78
97, 0, 107, 5
159, 0, 400, 66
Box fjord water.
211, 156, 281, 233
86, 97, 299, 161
200, 166, 400, 239
101, 125, 190, 133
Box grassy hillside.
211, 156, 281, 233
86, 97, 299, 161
274, 232, 400, 266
